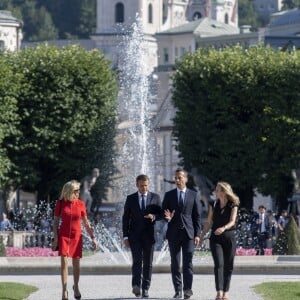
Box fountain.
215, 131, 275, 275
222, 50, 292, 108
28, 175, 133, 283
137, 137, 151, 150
112, 18, 156, 201
83, 17, 161, 263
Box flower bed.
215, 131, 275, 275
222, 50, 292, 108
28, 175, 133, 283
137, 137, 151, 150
236, 247, 272, 256
5, 247, 58, 257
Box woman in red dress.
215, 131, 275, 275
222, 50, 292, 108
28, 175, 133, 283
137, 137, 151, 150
52, 180, 97, 300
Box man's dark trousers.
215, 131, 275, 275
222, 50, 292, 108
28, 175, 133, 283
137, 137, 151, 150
130, 234, 154, 291
168, 229, 194, 292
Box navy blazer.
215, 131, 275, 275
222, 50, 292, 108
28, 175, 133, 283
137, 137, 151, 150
252, 212, 272, 238
122, 191, 162, 244
162, 188, 202, 240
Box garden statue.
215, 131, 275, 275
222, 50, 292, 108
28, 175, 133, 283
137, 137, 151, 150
291, 169, 300, 195
80, 168, 100, 214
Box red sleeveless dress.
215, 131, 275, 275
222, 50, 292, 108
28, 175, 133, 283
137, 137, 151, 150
54, 199, 87, 258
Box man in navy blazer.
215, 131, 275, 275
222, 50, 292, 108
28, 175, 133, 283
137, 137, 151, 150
163, 168, 201, 299
122, 174, 162, 298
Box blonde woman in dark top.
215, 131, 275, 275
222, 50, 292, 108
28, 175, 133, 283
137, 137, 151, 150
199, 182, 239, 300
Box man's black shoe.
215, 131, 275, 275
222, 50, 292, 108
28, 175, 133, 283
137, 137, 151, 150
132, 285, 141, 297
142, 290, 149, 298
173, 291, 182, 298
184, 289, 193, 299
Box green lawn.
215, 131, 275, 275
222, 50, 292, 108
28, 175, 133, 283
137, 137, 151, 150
253, 282, 300, 300
1, 279, 299, 300
0, 282, 37, 300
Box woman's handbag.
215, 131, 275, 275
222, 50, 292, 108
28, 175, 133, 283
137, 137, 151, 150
52, 200, 62, 251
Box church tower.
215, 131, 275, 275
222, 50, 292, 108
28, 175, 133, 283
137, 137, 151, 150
92, 0, 238, 70
93, 0, 191, 71
186, 0, 238, 27
96, 0, 190, 35
211, 0, 238, 27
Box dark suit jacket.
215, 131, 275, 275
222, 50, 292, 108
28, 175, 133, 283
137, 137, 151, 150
252, 212, 272, 238
122, 191, 162, 244
162, 188, 201, 240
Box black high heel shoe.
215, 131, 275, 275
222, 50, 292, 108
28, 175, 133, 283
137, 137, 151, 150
62, 290, 68, 300
73, 285, 81, 300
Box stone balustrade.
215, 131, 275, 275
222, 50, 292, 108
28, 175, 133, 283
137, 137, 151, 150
0, 231, 51, 248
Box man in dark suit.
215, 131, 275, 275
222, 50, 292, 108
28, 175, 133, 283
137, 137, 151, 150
122, 174, 162, 298
252, 205, 272, 255
163, 168, 201, 299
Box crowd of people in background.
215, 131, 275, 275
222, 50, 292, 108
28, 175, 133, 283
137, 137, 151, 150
236, 206, 299, 254
0, 210, 54, 247
0, 211, 52, 233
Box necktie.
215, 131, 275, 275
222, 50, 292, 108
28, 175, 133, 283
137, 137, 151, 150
141, 195, 146, 210
260, 214, 265, 232
179, 191, 184, 209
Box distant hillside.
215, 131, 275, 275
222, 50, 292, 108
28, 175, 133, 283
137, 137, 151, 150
0, 0, 96, 42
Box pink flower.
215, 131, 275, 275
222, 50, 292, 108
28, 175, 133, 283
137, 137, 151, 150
236, 248, 258, 256
5, 247, 58, 257
264, 248, 272, 255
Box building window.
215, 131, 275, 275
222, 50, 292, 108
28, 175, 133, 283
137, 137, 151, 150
180, 47, 185, 56
225, 13, 229, 24
163, 4, 167, 24
193, 12, 202, 20
148, 4, 153, 23
175, 47, 178, 57
115, 2, 124, 23
163, 48, 169, 63
0, 40, 4, 51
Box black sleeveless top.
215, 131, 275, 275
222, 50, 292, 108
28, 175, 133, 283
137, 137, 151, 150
210, 199, 238, 232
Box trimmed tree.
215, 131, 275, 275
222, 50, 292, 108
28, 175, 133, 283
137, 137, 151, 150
285, 216, 300, 255
4, 45, 117, 205
0, 54, 20, 187
172, 46, 300, 210
0, 236, 6, 257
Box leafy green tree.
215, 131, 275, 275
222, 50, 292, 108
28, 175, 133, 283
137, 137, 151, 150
0, 54, 20, 186
238, 0, 262, 29
172, 46, 300, 210
27, 6, 58, 41
5, 45, 117, 205
77, 0, 97, 37
285, 216, 300, 254
273, 230, 288, 255
282, 0, 300, 9
0, 236, 6, 256
40, 0, 96, 39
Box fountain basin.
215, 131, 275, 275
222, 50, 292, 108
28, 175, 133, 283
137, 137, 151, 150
0, 253, 299, 275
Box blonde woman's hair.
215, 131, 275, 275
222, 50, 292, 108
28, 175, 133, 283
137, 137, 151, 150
217, 181, 240, 206
59, 180, 80, 200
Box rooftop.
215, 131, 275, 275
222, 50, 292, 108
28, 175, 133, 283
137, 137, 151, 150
157, 17, 239, 37
269, 8, 300, 28
0, 10, 22, 25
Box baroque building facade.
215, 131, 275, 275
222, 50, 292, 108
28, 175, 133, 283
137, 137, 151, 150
92, 0, 238, 71
0, 10, 22, 51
